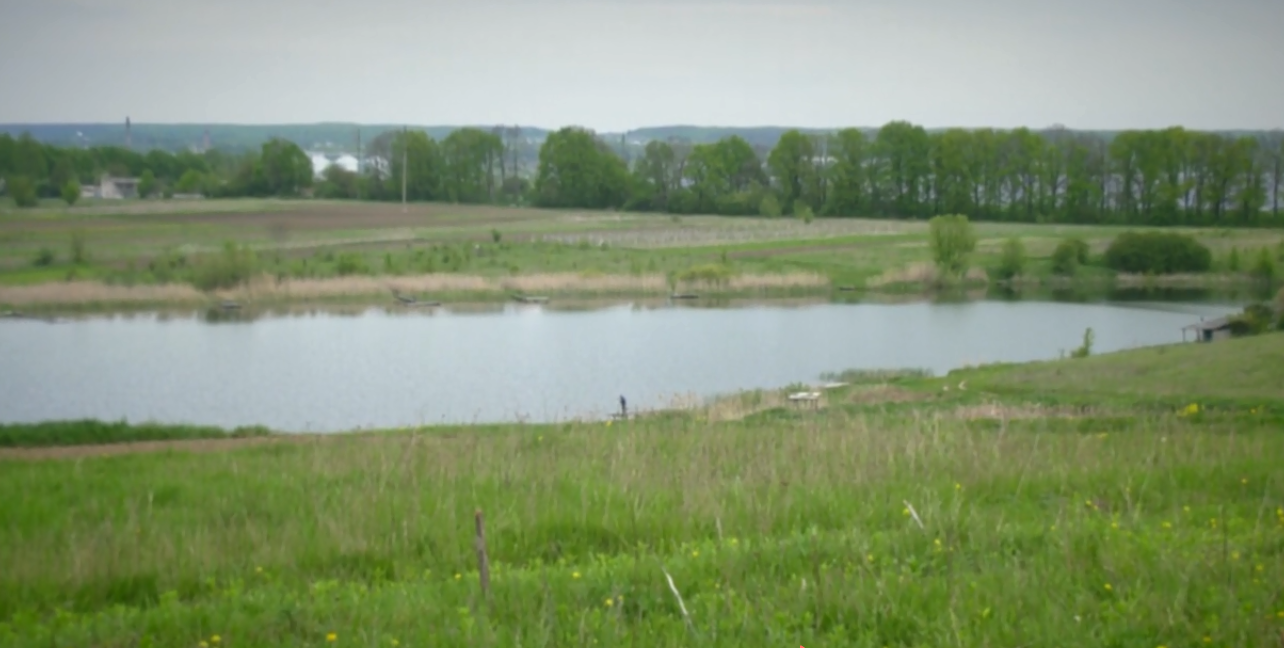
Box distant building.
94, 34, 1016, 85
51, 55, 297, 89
98, 175, 140, 199
333, 154, 359, 173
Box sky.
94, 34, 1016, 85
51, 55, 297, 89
1, 0, 1281, 131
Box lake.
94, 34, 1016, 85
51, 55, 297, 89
0, 298, 1240, 431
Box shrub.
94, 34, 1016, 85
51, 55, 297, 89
6, 175, 38, 208
1228, 303, 1274, 337
191, 242, 257, 291
32, 248, 55, 267
1103, 231, 1211, 274
335, 253, 369, 276
758, 194, 782, 218
1228, 247, 1241, 272
1251, 248, 1275, 282
674, 263, 734, 287
61, 179, 81, 206
1069, 327, 1094, 358
794, 204, 814, 225
928, 214, 977, 280
68, 231, 89, 265
995, 237, 1026, 280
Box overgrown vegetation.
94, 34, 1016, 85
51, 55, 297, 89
1104, 231, 1212, 274
1051, 238, 1090, 276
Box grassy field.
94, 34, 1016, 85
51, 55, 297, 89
3, 199, 1282, 310
1, 333, 1283, 646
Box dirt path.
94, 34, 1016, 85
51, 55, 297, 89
0, 434, 325, 461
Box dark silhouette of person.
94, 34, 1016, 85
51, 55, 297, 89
619, 395, 627, 418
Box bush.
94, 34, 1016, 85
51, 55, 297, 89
1228, 303, 1274, 337
1251, 248, 1275, 282
6, 175, 38, 208
928, 214, 977, 280
1051, 238, 1091, 276
61, 179, 81, 206
1228, 247, 1241, 272
758, 194, 782, 218
335, 253, 370, 276
995, 237, 1026, 280
794, 204, 814, 225
32, 248, 55, 267
191, 242, 257, 291
674, 263, 735, 287
1103, 231, 1211, 274
68, 231, 89, 265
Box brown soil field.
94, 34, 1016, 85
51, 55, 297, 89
0, 202, 573, 234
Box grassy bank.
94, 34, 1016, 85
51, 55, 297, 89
3, 200, 1282, 310
1, 334, 1283, 646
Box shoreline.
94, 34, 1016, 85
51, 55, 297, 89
1, 270, 1275, 314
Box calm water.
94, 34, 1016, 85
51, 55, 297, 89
0, 299, 1238, 431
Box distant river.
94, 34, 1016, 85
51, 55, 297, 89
0, 299, 1239, 431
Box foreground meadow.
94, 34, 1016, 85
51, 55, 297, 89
2, 334, 1283, 646
3, 199, 1282, 310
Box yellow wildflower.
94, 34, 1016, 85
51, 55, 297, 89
1162, 521, 1172, 529
604, 597, 614, 607
454, 573, 461, 580
1104, 583, 1112, 591
211, 637, 221, 645
199, 643, 208, 648
572, 571, 581, 579
327, 632, 337, 642
691, 550, 699, 558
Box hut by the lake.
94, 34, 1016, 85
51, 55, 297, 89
1182, 316, 1233, 343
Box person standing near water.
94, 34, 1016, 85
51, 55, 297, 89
619, 395, 627, 419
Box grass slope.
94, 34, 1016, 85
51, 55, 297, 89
0, 337, 1282, 646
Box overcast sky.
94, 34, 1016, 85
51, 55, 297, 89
1, 0, 1281, 131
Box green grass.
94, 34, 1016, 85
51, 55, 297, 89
2, 335, 1284, 646
0, 419, 271, 448
3, 201, 1282, 310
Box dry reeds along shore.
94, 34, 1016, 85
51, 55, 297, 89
0, 271, 830, 307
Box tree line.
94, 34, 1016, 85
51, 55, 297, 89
6, 123, 1283, 228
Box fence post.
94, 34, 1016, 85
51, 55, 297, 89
475, 509, 491, 600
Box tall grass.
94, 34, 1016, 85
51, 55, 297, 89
0, 406, 1281, 646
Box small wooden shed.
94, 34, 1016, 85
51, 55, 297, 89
1182, 316, 1233, 343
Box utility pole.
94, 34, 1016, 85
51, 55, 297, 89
401, 126, 408, 213
355, 127, 362, 200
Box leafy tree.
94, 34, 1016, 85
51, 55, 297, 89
6, 175, 38, 207
61, 179, 81, 206
441, 128, 503, 203
317, 165, 359, 200
767, 130, 816, 212
175, 169, 205, 195
534, 128, 628, 209
995, 237, 1027, 280
138, 170, 157, 198
257, 139, 312, 196
928, 214, 977, 280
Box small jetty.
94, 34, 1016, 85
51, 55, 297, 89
392, 291, 441, 308
219, 300, 242, 311
512, 294, 550, 304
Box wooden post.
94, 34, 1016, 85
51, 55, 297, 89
475, 509, 491, 599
